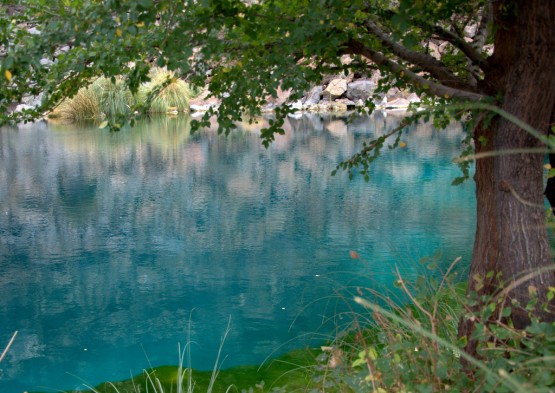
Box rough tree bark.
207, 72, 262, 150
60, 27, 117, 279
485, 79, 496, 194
459, 0, 555, 351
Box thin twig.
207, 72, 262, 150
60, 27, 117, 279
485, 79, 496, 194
433, 257, 462, 322
497, 265, 555, 302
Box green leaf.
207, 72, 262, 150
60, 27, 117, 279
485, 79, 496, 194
138, 0, 153, 8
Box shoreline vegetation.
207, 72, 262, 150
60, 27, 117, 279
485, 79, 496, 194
27, 261, 555, 393
19, 65, 419, 126
46, 68, 197, 123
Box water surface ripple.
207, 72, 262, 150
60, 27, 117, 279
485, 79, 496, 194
0, 113, 475, 392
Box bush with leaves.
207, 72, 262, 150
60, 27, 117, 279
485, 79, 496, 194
313, 254, 555, 393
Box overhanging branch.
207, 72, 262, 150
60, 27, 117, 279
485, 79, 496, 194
345, 39, 488, 102
365, 19, 475, 91
430, 25, 488, 72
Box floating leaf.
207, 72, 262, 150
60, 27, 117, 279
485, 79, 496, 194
98, 120, 109, 129
399, 141, 407, 148
349, 250, 360, 259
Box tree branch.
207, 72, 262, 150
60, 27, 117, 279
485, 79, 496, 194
359, 6, 488, 72
430, 24, 488, 71
344, 39, 488, 102
365, 19, 475, 92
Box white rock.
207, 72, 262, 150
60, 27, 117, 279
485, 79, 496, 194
407, 93, 421, 103
28, 27, 41, 35
15, 104, 34, 112
289, 100, 303, 111
40, 58, 54, 67
303, 86, 322, 105
346, 80, 376, 101
386, 97, 411, 109
190, 104, 212, 112
21, 93, 43, 107
322, 79, 347, 99
54, 46, 70, 57
261, 103, 277, 113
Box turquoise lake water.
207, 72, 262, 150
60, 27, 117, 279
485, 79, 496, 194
0, 112, 475, 392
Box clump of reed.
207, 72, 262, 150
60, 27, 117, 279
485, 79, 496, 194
53, 84, 103, 122
137, 68, 195, 113
90, 77, 133, 117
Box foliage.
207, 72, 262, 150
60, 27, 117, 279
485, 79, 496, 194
1, 0, 492, 131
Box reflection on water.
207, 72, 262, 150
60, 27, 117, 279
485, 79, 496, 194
0, 112, 475, 392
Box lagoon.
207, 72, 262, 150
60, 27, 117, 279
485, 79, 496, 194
0, 112, 475, 392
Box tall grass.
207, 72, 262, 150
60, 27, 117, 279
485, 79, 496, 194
55, 84, 103, 122
138, 68, 195, 113
90, 77, 133, 117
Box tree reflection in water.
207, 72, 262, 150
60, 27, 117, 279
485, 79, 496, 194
0, 112, 475, 392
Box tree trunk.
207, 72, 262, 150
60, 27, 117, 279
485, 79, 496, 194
459, 0, 555, 352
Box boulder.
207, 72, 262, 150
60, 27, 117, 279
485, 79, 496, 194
335, 98, 356, 109
346, 80, 376, 102
328, 101, 348, 112
406, 93, 421, 103
21, 93, 43, 108
303, 86, 322, 105
289, 100, 303, 111
386, 97, 411, 109
261, 103, 278, 113
322, 79, 347, 99
305, 103, 322, 112
15, 104, 35, 112
374, 94, 387, 108
190, 104, 212, 112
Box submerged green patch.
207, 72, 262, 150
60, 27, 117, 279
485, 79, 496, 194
30, 348, 320, 393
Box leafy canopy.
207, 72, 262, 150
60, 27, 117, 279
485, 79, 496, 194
1, 0, 496, 176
